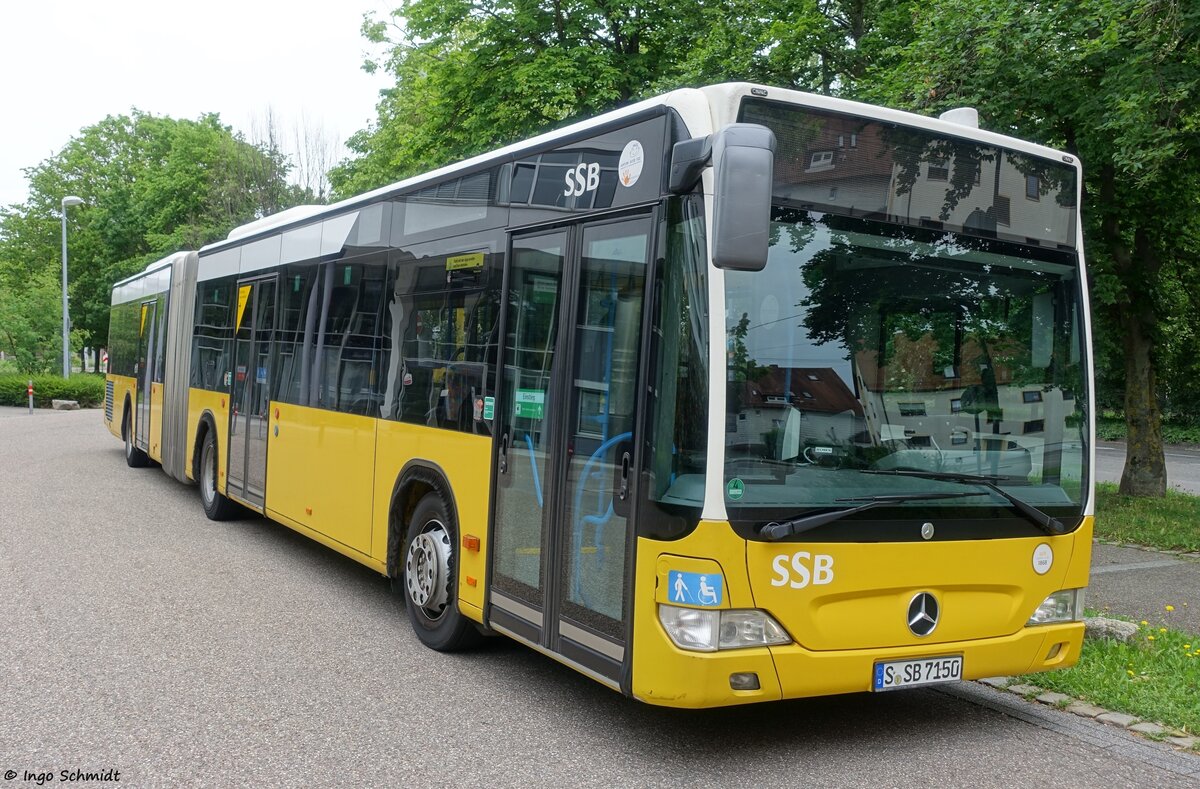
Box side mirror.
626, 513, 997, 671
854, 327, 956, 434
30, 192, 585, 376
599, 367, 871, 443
711, 123, 776, 272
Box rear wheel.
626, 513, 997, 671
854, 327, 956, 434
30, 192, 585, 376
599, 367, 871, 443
398, 491, 482, 651
199, 428, 240, 521
123, 406, 148, 468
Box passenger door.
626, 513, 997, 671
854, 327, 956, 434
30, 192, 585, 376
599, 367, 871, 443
489, 214, 653, 685
227, 276, 278, 509
134, 299, 157, 453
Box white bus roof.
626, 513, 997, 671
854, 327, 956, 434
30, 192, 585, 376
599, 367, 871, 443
201, 82, 1078, 255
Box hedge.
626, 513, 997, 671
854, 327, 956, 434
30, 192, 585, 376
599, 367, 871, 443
0, 374, 106, 408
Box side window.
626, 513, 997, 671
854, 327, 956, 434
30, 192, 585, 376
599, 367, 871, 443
272, 262, 322, 406
152, 293, 168, 384
191, 279, 234, 390
640, 195, 709, 537
313, 254, 388, 414
381, 246, 502, 433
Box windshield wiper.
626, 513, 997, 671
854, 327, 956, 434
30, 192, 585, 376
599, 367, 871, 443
760, 492, 991, 541
861, 469, 1067, 536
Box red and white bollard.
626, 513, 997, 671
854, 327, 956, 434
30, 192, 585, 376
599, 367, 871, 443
27, 379, 33, 414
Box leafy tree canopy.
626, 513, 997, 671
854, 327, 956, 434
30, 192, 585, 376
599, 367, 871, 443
330, 0, 908, 196
0, 111, 305, 369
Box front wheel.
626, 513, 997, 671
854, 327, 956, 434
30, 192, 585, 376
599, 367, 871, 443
198, 428, 240, 521
398, 491, 482, 651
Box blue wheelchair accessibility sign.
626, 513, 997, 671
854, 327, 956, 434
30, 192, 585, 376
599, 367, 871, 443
667, 570, 723, 608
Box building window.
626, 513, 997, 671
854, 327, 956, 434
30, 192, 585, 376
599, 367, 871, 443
808, 151, 834, 171
1024, 419, 1045, 434
1025, 174, 1040, 200
1023, 390, 1043, 403
951, 398, 962, 413
899, 403, 926, 417
928, 161, 949, 181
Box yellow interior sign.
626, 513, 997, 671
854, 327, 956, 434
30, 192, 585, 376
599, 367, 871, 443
139, 304, 148, 336
236, 285, 252, 331
446, 252, 485, 271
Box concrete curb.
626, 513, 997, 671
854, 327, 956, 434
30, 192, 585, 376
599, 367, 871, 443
977, 676, 1198, 753
1094, 538, 1200, 562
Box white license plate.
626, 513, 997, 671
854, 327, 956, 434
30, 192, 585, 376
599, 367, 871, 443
873, 655, 963, 691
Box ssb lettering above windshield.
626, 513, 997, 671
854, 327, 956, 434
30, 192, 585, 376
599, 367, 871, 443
771, 551, 835, 589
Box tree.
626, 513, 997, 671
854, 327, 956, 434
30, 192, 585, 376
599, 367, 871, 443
860, 0, 1200, 496
332, 1, 913, 196
0, 268, 82, 374
0, 111, 305, 370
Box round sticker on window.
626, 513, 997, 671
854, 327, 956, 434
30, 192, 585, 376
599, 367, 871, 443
1032, 543, 1053, 575
619, 140, 644, 187
727, 478, 745, 501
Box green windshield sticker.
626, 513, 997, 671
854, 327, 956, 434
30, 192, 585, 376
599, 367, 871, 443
482, 396, 495, 420
531, 276, 557, 304
727, 478, 745, 500
514, 389, 546, 419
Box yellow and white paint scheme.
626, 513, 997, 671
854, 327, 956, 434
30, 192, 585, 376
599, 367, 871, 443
631, 518, 1092, 708
103, 83, 1094, 710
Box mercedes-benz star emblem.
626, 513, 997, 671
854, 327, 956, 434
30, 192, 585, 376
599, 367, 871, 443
907, 592, 940, 637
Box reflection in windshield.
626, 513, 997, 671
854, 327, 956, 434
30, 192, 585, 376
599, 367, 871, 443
723, 210, 1087, 524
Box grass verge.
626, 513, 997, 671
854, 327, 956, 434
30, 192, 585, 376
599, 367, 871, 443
1021, 620, 1200, 735
1096, 412, 1200, 444
1095, 482, 1200, 553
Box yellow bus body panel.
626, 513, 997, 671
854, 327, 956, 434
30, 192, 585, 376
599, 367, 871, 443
267, 507, 386, 575
632, 517, 1093, 708
373, 421, 492, 620
186, 387, 229, 491
148, 382, 164, 462
105, 374, 136, 439
266, 403, 376, 556
633, 521, 785, 707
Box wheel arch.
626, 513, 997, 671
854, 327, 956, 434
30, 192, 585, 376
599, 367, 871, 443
191, 410, 219, 481
121, 393, 133, 435
387, 460, 461, 580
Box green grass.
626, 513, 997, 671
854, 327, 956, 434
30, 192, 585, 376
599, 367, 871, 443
1021, 620, 1200, 735
1096, 411, 1200, 444
1095, 482, 1200, 553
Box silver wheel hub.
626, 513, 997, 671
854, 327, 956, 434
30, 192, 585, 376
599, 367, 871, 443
200, 441, 215, 505
405, 522, 451, 616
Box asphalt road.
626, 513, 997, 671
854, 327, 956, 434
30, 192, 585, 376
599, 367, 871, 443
1096, 440, 1200, 494
1, 408, 1197, 787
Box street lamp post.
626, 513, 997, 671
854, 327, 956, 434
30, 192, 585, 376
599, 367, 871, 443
61, 195, 83, 378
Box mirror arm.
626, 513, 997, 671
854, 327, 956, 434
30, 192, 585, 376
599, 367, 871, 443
668, 136, 712, 194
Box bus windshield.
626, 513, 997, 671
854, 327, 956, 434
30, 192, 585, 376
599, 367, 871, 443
723, 210, 1088, 534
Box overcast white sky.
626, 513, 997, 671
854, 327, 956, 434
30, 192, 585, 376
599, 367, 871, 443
0, 1, 394, 207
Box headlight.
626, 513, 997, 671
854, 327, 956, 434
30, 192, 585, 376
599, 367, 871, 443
1027, 589, 1085, 626
658, 605, 791, 651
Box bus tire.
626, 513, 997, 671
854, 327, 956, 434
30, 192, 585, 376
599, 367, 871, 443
198, 428, 240, 521
398, 490, 482, 652
122, 405, 149, 468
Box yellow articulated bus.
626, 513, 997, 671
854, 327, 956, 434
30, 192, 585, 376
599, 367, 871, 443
105, 83, 1094, 708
